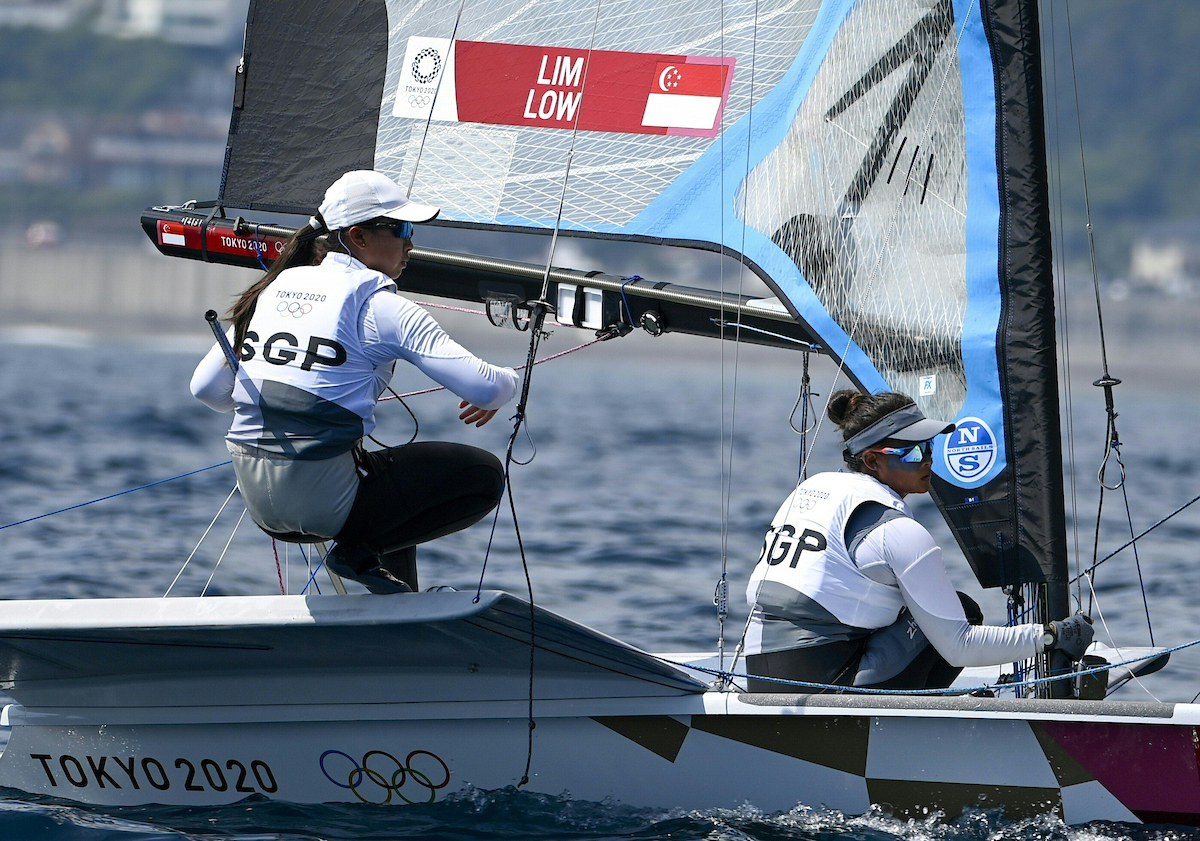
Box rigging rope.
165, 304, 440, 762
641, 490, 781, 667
1071, 489, 1200, 584
406, 0, 469, 197
0, 461, 233, 533
658, 634, 1195, 697
378, 331, 615, 403
1045, 0, 1085, 609
299, 543, 325, 596
1051, 0, 1154, 643
714, 0, 758, 686
201, 508, 246, 597
465, 0, 608, 789
164, 483, 239, 597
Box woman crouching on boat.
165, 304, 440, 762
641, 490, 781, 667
191, 170, 518, 594
744, 389, 1092, 692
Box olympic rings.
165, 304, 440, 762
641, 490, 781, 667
319, 749, 450, 804
411, 48, 442, 84
276, 301, 312, 317
408, 94, 430, 108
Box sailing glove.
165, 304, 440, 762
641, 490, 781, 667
1045, 614, 1094, 660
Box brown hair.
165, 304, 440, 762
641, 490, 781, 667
827, 389, 914, 469
227, 224, 349, 356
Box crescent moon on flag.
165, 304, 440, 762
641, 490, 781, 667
658, 65, 678, 91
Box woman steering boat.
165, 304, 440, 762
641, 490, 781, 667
745, 390, 1093, 692
191, 170, 518, 594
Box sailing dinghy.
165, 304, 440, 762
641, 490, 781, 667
0, 0, 1196, 825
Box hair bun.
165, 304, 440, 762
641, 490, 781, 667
827, 389, 863, 427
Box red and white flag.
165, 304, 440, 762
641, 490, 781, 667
159, 222, 188, 248
641, 62, 729, 131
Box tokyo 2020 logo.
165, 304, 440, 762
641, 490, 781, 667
411, 48, 442, 84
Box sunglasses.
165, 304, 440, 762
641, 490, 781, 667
871, 439, 935, 464
364, 220, 415, 240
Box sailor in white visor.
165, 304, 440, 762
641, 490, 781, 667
191, 170, 518, 594
744, 389, 1093, 692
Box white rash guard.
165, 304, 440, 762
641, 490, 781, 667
191, 269, 518, 419
856, 514, 1042, 667
190, 253, 518, 537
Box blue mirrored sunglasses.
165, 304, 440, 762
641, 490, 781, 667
871, 439, 935, 464
367, 220, 415, 239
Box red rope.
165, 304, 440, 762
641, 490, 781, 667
414, 300, 486, 315
379, 333, 612, 402
272, 538, 286, 594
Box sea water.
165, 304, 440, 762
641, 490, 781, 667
1, 326, 1198, 841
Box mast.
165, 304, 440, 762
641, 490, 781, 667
931, 0, 1071, 693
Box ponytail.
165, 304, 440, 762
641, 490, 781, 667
227, 223, 322, 357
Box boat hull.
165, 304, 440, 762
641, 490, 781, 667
0, 593, 1196, 824
2, 694, 1199, 824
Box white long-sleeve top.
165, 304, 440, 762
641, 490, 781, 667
190, 288, 518, 416
189, 255, 518, 538
855, 515, 1042, 667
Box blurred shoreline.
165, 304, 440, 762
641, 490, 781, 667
1, 239, 1196, 388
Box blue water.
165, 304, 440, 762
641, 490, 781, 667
1, 332, 1199, 840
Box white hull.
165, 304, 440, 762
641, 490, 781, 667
0, 592, 1195, 825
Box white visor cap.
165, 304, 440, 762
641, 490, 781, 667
312, 170, 440, 231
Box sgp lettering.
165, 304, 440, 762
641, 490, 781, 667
242, 333, 347, 370
760, 525, 828, 568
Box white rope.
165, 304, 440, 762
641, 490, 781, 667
201, 508, 246, 597
1081, 572, 1162, 702
406, 0, 468, 197
163, 484, 238, 597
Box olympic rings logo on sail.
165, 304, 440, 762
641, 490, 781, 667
276, 301, 313, 318
408, 95, 431, 108
319, 749, 450, 804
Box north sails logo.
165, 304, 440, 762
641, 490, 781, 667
944, 417, 997, 482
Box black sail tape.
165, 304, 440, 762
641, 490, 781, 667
199, 203, 222, 263
571, 285, 587, 327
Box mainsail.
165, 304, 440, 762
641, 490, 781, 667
205, 0, 1066, 612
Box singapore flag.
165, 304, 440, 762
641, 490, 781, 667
641, 62, 727, 131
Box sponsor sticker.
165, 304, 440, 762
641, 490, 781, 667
943, 417, 997, 483
154, 220, 287, 261
393, 36, 459, 122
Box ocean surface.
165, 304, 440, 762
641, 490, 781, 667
0, 321, 1198, 841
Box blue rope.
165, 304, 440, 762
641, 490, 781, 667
619, 275, 641, 327
0, 461, 233, 531
1072, 489, 1200, 583
252, 223, 270, 272
299, 543, 325, 595
658, 635, 1200, 697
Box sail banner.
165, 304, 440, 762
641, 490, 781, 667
392, 39, 734, 137
221, 0, 1065, 591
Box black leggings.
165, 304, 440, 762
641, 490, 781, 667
334, 442, 505, 588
